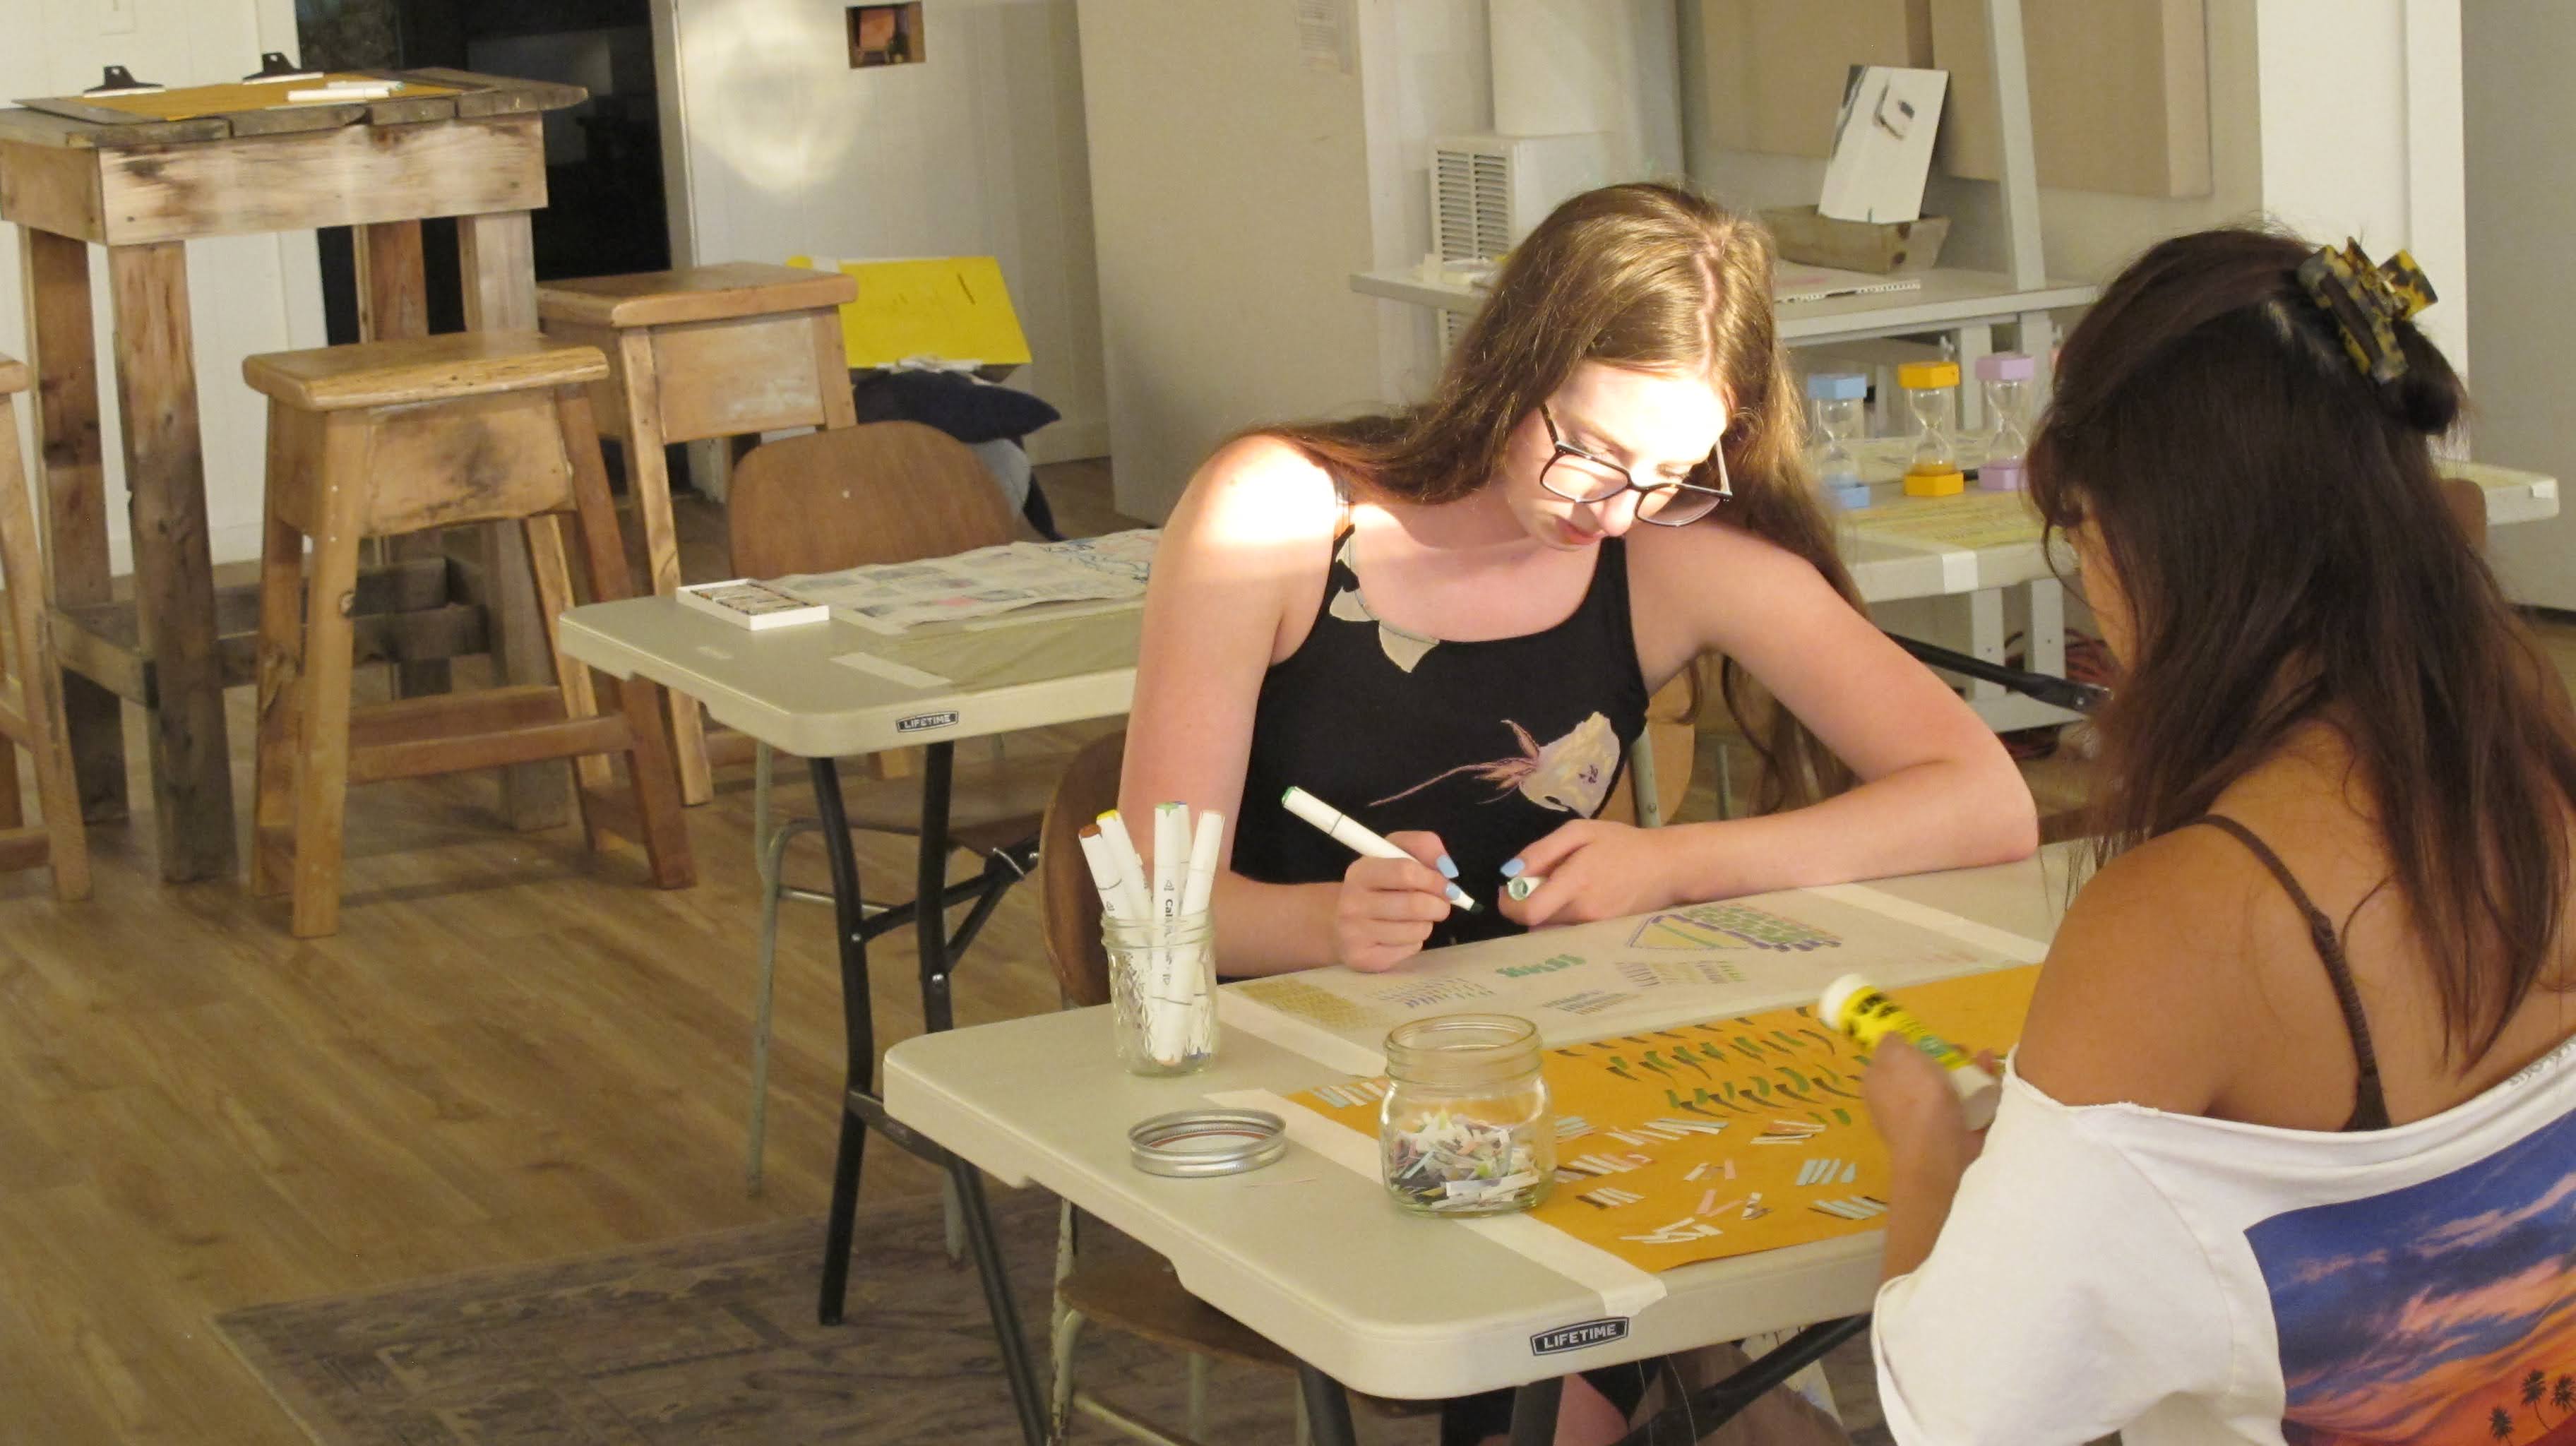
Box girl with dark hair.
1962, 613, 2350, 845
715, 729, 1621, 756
1866, 227, 2576, 1444
1121, 181, 2034, 1445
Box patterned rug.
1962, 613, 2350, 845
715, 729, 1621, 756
216, 1185, 1890, 1445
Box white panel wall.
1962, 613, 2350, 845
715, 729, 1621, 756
1363, 0, 1493, 405
0, 0, 323, 570
661, 0, 1107, 464
2466, 1, 2576, 607
1078, 0, 1382, 520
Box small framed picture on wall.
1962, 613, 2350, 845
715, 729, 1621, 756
849, 4, 926, 68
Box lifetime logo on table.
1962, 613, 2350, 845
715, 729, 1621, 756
897, 711, 961, 734
1531, 1318, 1631, 1356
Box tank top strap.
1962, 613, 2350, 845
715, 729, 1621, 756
2192, 814, 2393, 1131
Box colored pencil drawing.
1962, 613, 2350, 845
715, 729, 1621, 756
1627, 902, 1845, 953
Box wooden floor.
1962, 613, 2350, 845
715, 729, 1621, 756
1, 457, 2568, 1442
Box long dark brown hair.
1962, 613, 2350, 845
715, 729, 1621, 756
1268, 182, 1856, 808
2032, 226, 2576, 1060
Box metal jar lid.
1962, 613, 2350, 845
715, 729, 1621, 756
1128, 1109, 1287, 1178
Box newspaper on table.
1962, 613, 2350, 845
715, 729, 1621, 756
774, 529, 1157, 633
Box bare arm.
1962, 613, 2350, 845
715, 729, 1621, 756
1508, 526, 2038, 926
1117, 439, 1455, 974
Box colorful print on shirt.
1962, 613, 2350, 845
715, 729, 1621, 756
2243, 1105, 2576, 1445
1371, 713, 1621, 815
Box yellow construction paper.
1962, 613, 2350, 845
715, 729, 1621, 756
789, 256, 1032, 369
1292, 965, 2042, 1274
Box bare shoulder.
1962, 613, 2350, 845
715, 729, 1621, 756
1623, 517, 1847, 664
2015, 826, 2275, 1111
1169, 433, 1342, 550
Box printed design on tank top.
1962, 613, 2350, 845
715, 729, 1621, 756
1324, 533, 1440, 672
2243, 1101, 2576, 1445
1370, 712, 1621, 815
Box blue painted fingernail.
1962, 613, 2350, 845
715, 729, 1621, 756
1444, 883, 1472, 907
1436, 853, 1459, 879
1499, 857, 1526, 878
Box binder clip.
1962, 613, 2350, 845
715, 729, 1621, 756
84, 66, 165, 97
244, 52, 322, 84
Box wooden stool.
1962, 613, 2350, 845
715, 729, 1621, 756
243, 332, 696, 937
537, 261, 859, 804
0, 354, 89, 900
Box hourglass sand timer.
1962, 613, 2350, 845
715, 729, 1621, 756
1898, 360, 1964, 497
1806, 371, 1871, 510
1975, 353, 2037, 491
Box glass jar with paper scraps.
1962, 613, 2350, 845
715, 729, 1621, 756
1104, 914, 1217, 1077
1380, 1014, 1554, 1216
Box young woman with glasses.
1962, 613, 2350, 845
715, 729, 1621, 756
1123, 180, 2031, 974
1119, 180, 2034, 1446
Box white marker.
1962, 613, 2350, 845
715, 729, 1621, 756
1280, 786, 1478, 912
1092, 810, 1152, 924
1179, 809, 1224, 918
1075, 825, 1143, 927
1151, 801, 1191, 928
1505, 874, 1545, 902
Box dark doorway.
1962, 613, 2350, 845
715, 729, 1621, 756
296, 0, 671, 345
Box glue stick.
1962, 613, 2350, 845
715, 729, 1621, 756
1818, 974, 2000, 1130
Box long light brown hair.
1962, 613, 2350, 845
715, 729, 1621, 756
1268, 182, 1857, 808
2032, 226, 2576, 1060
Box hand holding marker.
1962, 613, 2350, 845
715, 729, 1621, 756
1280, 787, 1480, 913
1077, 803, 1225, 1068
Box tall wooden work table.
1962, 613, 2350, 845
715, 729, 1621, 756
0, 69, 588, 881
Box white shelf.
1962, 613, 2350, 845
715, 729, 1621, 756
1351, 265, 2099, 347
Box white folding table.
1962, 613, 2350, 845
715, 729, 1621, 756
885, 850, 2077, 1442
559, 595, 1146, 1446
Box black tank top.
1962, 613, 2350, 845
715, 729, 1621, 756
1232, 520, 1652, 945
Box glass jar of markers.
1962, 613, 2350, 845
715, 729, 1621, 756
1380, 1014, 1554, 1216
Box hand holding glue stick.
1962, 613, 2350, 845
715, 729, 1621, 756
1820, 974, 2002, 1130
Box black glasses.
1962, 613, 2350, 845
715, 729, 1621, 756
1538, 405, 1730, 526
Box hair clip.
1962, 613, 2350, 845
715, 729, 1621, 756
2296, 239, 2438, 385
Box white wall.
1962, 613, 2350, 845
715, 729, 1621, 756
1363, 0, 1494, 405
1682, 0, 2464, 359
660, 0, 1106, 465
0, 0, 323, 571
2465, 1, 2575, 607
1081, 0, 1491, 520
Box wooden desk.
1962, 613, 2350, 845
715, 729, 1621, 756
0, 68, 586, 880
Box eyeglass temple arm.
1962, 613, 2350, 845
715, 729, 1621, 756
1884, 632, 2110, 715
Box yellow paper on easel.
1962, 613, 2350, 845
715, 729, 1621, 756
1292, 964, 2042, 1274
789, 255, 1032, 370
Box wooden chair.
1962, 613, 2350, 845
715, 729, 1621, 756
243, 332, 696, 937
0, 354, 88, 900
539, 261, 861, 806
731, 420, 1058, 1193
1037, 731, 1315, 1446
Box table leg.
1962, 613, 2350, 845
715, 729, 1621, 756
1296, 1364, 1361, 1446
106, 242, 235, 882
811, 756, 877, 1327
20, 229, 127, 823
915, 741, 957, 1031
809, 753, 1047, 1446
456, 210, 573, 830
1509, 1378, 1566, 1446
355, 220, 451, 698
1609, 1317, 1869, 1445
